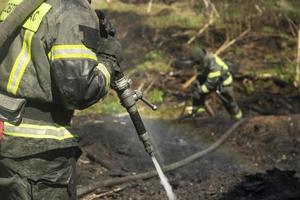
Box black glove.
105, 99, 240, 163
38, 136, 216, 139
95, 10, 116, 38
97, 36, 122, 63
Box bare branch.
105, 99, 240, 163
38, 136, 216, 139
187, 17, 215, 45
294, 29, 300, 87
215, 27, 250, 56
187, 0, 219, 45
147, 0, 154, 13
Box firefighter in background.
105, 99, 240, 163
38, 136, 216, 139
0, 0, 121, 199
190, 47, 243, 120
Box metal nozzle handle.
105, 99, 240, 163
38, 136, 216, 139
141, 96, 158, 111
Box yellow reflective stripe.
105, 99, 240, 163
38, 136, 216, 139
200, 85, 209, 93
96, 63, 111, 91
4, 122, 76, 140
51, 45, 92, 51
52, 54, 97, 60
7, 30, 34, 94
214, 55, 228, 70
208, 71, 221, 78
223, 74, 233, 86
50, 45, 97, 61
22, 3, 52, 32
5, 123, 71, 130
4, 132, 75, 140
234, 110, 243, 120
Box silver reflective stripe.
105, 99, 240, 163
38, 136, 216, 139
4, 122, 76, 140
49, 45, 97, 61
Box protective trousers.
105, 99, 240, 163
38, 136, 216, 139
0, 147, 79, 200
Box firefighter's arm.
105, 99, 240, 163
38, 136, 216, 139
198, 57, 223, 94
199, 70, 222, 94
49, 9, 118, 110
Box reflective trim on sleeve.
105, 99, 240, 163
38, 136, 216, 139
214, 55, 228, 70
6, 30, 34, 94
208, 71, 221, 78
49, 45, 97, 61
233, 110, 243, 120
4, 122, 77, 140
200, 84, 209, 94
96, 63, 111, 91
222, 74, 233, 86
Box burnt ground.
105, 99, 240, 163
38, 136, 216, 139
74, 2, 300, 199
73, 100, 300, 199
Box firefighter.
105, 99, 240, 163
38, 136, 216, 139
190, 47, 242, 119
0, 0, 121, 199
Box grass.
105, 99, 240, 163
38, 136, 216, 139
147, 88, 164, 103
92, 0, 204, 29
136, 50, 170, 73
76, 93, 125, 116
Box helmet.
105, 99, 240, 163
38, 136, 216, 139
191, 47, 205, 63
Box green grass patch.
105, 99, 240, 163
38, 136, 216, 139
245, 63, 295, 84
146, 13, 202, 29
136, 50, 170, 72
92, 0, 204, 29
147, 89, 164, 103
92, 1, 148, 15
76, 94, 124, 116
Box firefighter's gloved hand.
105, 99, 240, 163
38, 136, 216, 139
97, 37, 122, 63
95, 10, 116, 38
139, 132, 154, 156
97, 54, 120, 82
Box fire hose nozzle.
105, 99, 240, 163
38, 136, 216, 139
113, 74, 155, 156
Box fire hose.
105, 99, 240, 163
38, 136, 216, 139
77, 118, 247, 197
112, 72, 158, 156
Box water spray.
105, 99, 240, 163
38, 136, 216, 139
112, 73, 177, 200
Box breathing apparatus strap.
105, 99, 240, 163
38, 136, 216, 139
0, 0, 46, 49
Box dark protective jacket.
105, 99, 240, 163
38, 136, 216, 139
195, 52, 233, 94
0, 0, 114, 157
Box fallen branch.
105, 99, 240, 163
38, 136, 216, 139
187, 17, 214, 45
204, 100, 215, 116
215, 27, 250, 56
294, 29, 300, 88
144, 77, 158, 94
187, 0, 218, 45
181, 75, 197, 91
147, 0, 153, 13
82, 183, 135, 200
77, 118, 246, 197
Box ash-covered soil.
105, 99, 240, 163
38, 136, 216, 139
75, 2, 300, 199
73, 111, 300, 200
